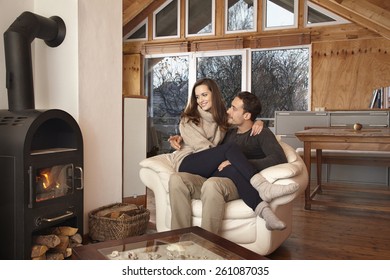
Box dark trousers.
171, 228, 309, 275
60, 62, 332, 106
179, 142, 261, 210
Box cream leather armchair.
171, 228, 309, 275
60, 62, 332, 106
139, 141, 308, 255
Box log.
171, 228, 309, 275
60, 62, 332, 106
31, 245, 48, 258
64, 247, 72, 258
33, 234, 61, 248
52, 235, 69, 254
70, 243, 82, 248
46, 252, 64, 260
70, 233, 82, 244
31, 226, 82, 260
96, 204, 137, 217
110, 211, 121, 219
32, 254, 46, 260
52, 226, 78, 236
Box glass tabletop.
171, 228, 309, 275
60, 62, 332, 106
98, 232, 244, 260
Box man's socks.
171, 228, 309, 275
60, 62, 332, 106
255, 201, 286, 231
250, 173, 299, 202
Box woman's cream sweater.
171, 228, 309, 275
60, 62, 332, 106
172, 107, 226, 171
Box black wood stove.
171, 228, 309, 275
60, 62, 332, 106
0, 12, 84, 259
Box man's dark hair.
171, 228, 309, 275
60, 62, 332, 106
236, 91, 262, 121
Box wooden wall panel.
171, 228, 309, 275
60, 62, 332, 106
312, 38, 390, 110
123, 54, 143, 96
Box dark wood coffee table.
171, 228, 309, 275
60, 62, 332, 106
72, 226, 266, 260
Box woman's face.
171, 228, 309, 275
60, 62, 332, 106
194, 84, 213, 111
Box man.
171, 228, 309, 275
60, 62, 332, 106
168, 91, 292, 234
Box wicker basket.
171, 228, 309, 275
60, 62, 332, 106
88, 203, 150, 242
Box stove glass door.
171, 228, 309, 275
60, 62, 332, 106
34, 164, 74, 202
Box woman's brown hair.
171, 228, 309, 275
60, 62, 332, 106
181, 78, 229, 131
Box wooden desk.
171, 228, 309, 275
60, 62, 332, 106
295, 128, 390, 211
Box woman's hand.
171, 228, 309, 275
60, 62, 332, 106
251, 120, 264, 136
218, 160, 231, 171
168, 135, 183, 150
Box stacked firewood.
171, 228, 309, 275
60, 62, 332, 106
31, 226, 82, 260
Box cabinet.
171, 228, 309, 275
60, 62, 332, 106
275, 110, 390, 187
275, 111, 330, 149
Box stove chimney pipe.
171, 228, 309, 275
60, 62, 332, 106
3, 12, 66, 111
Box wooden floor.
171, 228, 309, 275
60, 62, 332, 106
146, 184, 390, 260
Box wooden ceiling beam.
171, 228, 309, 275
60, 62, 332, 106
123, 0, 166, 37
311, 0, 390, 40
123, 0, 154, 26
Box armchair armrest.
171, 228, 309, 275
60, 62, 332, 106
139, 153, 176, 173
260, 162, 302, 184
139, 153, 176, 193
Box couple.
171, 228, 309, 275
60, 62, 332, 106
168, 78, 299, 234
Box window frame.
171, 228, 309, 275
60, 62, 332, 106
248, 44, 312, 114
224, 0, 258, 34
144, 46, 311, 154
145, 46, 310, 116
193, 49, 248, 90
123, 19, 148, 42
153, 0, 181, 40
185, 0, 215, 37
304, 1, 349, 27
263, 0, 298, 31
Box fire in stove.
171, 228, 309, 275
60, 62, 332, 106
35, 164, 73, 202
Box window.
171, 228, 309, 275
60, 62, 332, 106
123, 19, 148, 42
144, 47, 309, 155
225, 0, 257, 33
153, 0, 180, 39
305, 1, 349, 27
186, 0, 215, 37
251, 47, 310, 118
263, 0, 298, 30
196, 51, 245, 106
144, 55, 189, 154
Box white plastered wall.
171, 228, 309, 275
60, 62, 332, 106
0, 0, 123, 233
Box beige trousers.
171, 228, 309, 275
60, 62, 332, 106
169, 172, 240, 234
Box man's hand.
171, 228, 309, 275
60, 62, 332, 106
250, 119, 264, 136
218, 160, 231, 171
168, 135, 183, 150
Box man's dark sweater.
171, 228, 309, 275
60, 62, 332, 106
222, 126, 287, 172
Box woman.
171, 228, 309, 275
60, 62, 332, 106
171, 78, 297, 230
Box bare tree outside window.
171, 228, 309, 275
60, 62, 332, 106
226, 0, 256, 32
145, 56, 189, 154
251, 48, 309, 118
196, 55, 242, 106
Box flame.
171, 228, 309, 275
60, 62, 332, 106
38, 170, 62, 190
40, 171, 50, 189
35, 165, 69, 202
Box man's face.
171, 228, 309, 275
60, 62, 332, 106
227, 97, 248, 125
